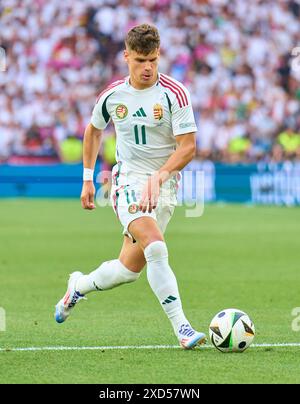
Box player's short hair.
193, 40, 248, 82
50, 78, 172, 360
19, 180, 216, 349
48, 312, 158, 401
125, 24, 160, 55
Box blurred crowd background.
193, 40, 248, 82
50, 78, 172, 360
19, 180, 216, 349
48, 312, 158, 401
1, 0, 300, 166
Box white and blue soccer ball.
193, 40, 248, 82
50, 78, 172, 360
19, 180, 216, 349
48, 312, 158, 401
209, 308, 255, 353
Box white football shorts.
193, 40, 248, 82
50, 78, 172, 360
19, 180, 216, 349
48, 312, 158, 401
110, 166, 179, 239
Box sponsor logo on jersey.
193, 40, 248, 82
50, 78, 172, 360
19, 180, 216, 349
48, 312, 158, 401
153, 103, 163, 120
179, 122, 195, 128
116, 104, 128, 119
128, 203, 139, 214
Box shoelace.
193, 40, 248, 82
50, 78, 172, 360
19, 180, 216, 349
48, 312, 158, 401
68, 291, 85, 309
179, 324, 195, 337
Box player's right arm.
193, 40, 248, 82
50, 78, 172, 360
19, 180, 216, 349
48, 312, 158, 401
81, 123, 102, 210
81, 83, 116, 209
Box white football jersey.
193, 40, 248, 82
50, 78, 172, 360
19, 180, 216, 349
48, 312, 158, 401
91, 73, 197, 175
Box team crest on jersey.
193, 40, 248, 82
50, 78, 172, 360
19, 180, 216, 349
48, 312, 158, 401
128, 203, 139, 214
153, 103, 163, 120
116, 104, 128, 119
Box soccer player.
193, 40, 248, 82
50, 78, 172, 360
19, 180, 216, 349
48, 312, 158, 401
55, 24, 206, 349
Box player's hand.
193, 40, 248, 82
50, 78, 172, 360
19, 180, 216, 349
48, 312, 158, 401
81, 181, 96, 210
139, 173, 161, 213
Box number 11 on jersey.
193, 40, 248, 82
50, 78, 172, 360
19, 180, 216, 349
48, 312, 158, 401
134, 125, 147, 145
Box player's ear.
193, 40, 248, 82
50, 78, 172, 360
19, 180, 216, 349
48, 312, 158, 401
155, 48, 160, 60
124, 49, 129, 63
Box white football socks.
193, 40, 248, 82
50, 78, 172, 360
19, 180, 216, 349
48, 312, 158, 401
75, 259, 140, 295
74, 241, 190, 339
144, 241, 189, 337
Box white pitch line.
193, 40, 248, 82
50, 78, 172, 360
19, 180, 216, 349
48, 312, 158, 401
1, 343, 300, 352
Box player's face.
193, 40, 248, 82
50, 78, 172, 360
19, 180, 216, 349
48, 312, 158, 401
124, 48, 160, 89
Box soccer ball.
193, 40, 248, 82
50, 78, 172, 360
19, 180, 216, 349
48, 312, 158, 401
209, 308, 255, 353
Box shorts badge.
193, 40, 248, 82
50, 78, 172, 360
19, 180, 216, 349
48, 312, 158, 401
128, 203, 139, 214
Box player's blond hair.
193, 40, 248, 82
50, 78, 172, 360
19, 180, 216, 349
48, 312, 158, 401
125, 24, 160, 55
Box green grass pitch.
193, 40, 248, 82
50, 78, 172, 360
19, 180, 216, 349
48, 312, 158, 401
0, 199, 300, 384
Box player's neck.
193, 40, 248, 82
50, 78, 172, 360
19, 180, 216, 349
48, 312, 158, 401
129, 74, 158, 90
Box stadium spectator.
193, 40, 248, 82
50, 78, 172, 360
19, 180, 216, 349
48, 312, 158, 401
59, 135, 83, 163
277, 127, 300, 159
227, 134, 252, 163
1, 0, 300, 164
0, 126, 13, 162
270, 143, 285, 163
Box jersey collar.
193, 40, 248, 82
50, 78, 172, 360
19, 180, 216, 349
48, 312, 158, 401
125, 73, 160, 92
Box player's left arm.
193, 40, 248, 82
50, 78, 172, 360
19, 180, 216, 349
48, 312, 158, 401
158, 83, 198, 184
139, 132, 196, 213
158, 132, 196, 182
140, 82, 197, 213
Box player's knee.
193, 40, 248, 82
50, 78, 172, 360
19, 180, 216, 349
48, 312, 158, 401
144, 240, 168, 263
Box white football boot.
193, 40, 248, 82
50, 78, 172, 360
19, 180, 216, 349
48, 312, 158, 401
178, 323, 207, 349
55, 271, 86, 323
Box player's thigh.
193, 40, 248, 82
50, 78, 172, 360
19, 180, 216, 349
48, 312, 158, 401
128, 216, 164, 250
119, 236, 146, 273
